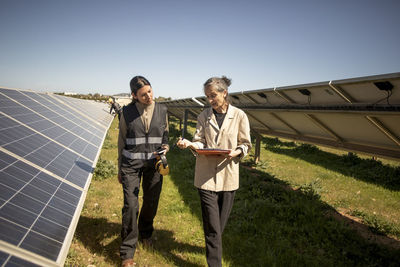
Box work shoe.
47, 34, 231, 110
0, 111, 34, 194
121, 258, 136, 267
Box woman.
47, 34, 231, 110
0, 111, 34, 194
177, 76, 251, 267
118, 76, 169, 267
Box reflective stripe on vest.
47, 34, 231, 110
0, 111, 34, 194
122, 149, 156, 160
126, 136, 163, 145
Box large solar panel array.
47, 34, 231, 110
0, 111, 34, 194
162, 72, 400, 160
0, 88, 113, 266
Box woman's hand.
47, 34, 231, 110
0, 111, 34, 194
227, 148, 242, 160
177, 137, 194, 149
161, 144, 169, 154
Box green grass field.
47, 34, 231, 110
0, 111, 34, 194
66, 117, 400, 266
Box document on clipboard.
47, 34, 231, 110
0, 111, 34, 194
195, 149, 230, 155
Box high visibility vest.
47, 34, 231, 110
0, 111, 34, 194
121, 102, 168, 168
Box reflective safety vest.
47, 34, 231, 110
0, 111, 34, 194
121, 102, 168, 168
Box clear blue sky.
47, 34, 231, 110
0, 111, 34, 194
1, 0, 399, 99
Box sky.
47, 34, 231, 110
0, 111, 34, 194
0, 0, 399, 99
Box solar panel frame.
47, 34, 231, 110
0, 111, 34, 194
0, 87, 113, 266
162, 72, 400, 160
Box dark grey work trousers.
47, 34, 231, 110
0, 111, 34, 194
198, 189, 236, 267
120, 160, 163, 260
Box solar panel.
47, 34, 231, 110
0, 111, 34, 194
162, 72, 400, 160
0, 87, 113, 266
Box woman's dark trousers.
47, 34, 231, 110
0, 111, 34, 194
120, 162, 163, 260
198, 189, 236, 267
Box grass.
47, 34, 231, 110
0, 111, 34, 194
66, 117, 400, 266
253, 136, 400, 238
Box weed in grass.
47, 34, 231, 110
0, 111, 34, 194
255, 159, 268, 169
93, 158, 117, 181
332, 199, 352, 209
102, 133, 117, 149
351, 210, 400, 237
295, 143, 320, 153
299, 179, 323, 201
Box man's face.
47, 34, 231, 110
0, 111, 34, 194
133, 85, 153, 105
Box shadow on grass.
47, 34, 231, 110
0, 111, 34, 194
73, 216, 203, 266
259, 136, 400, 191
166, 124, 400, 266
152, 229, 204, 267
72, 216, 121, 265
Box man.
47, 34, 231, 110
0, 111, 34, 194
118, 76, 169, 267
109, 97, 122, 120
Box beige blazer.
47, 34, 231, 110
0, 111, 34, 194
192, 105, 251, 191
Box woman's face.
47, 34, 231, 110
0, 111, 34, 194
133, 85, 153, 105
205, 86, 227, 111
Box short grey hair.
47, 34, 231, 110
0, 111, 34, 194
203, 76, 232, 103
203, 76, 232, 94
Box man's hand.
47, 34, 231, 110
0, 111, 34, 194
118, 174, 122, 184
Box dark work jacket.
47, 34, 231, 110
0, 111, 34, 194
121, 102, 168, 169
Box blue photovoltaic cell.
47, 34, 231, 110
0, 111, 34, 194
10, 193, 46, 214
29, 174, 60, 194
59, 182, 81, 202
28, 119, 57, 132
21, 230, 62, 261
1, 173, 25, 192
64, 158, 93, 188
0, 94, 42, 120
69, 138, 98, 161
8, 257, 42, 267
0, 154, 84, 264
41, 125, 68, 140
38, 93, 106, 137
33, 217, 68, 243
0, 87, 112, 266
48, 196, 76, 216
20, 184, 53, 204
81, 131, 103, 147
0, 250, 42, 267
3, 133, 50, 158
0, 184, 14, 206
0, 251, 8, 263
0, 217, 26, 245
52, 94, 111, 127
0, 121, 35, 146
0, 114, 20, 132
41, 205, 72, 228
0, 90, 61, 122
0, 150, 17, 170
1, 203, 38, 228
81, 143, 99, 161
2, 134, 93, 188
0, 91, 101, 157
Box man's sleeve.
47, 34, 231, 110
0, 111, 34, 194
118, 112, 127, 176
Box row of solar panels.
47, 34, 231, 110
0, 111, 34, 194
162, 72, 400, 160
1, 72, 399, 266
0, 88, 113, 266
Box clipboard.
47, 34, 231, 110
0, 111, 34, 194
195, 149, 230, 155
